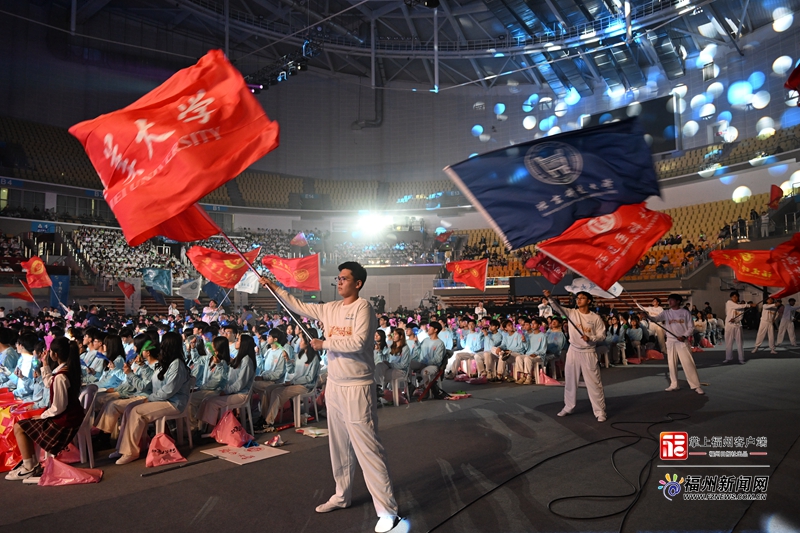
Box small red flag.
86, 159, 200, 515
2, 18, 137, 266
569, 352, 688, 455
187, 246, 260, 288
537, 203, 672, 291
524, 252, 567, 285
69, 50, 280, 246
21, 256, 52, 288
768, 234, 800, 298
769, 184, 783, 210
445, 259, 488, 291
709, 250, 781, 287
117, 281, 136, 299
262, 254, 321, 291
8, 280, 35, 302
436, 230, 454, 243
289, 232, 309, 247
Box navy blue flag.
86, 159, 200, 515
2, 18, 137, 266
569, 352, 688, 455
50, 275, 70, 309
444, 118, 660, 250
145, 285, 168, 307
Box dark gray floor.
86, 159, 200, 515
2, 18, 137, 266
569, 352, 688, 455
3, 332, 800, 533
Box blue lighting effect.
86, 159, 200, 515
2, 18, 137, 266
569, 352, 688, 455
508, 166, 529, 184
718, 110, 732, 123
435, 227, 447, 235
768, 164, 788, 176
494, 52, 505, 58
564, 87, 581, 106
471, 125, 484, 137
522, 94, 539, 112
727, 81, 753, 106
748, 71, 765, 90
539, 116, 557, 131
468, 153, 479, 158
664, 125, 676, 139
782, 108, 800, 128
599, 113, 613, 124
494, 103, 506, 115
719, 175, 737, 185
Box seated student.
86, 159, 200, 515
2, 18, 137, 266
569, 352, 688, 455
605, 315, 627, 365
516, 317, 547, 384
252, 329, 289, 419
626, 316, 645, 359
13, 340, 45, 401
476, 320, 503, 380
197, 334, 257, 429
545, 317, 567, 370
189, 337, 230, 430
261, 329, 322, 431
0, 327, 20, 388
413, 322, 446, 387
115, 332, 191, 465
447, 319, 483, 378
374, 329, 390, 367
693, 311, 707, 347
6, 337, 84, 481
94, 334, 127, 400
492, 319, 526, 382
9, 332, 39, 391
81, 328, 107, 382
375, 328, 411, 397
185, 334, 207, 372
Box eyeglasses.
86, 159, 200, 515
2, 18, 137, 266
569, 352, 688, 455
334, 276, 353, 282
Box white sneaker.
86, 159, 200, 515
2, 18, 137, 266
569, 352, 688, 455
115, 454, 138, 465
5, 463, 40, 481
557, 409, 572, 417
375, 516, 401, 533
597, 414, 607, 423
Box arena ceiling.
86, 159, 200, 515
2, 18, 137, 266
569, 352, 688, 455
69, 0, 798, 93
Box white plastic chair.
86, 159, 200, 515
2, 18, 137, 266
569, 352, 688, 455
389, 374, 408, 407
292, 380, 320, 428
76, 385, 98, 468
222, 385, 255, 437
156, 376, 195, 449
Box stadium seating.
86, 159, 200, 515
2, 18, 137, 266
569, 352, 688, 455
236, 171, 303, 208
313, 179, 380, 210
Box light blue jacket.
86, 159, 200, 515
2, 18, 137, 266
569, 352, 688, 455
199, 359, 228, 391
464, 331, 485, 353
545, 331, 566, 355
419, 338, 446, 366
525, 332, 548, 356
117, 362, 154, 398
374, 346, 390, 365
483, 332, 503, 352
225, 357, 255, 395
97, 356, 126, 389
148, 358, 190, 412
260, 347, 288, 382
286, 354, 320, 392
501, 331, 526, 353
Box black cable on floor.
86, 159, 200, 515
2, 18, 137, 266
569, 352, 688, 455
426, 412, 691, 533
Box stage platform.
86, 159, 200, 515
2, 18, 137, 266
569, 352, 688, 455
3, 330, 799, 533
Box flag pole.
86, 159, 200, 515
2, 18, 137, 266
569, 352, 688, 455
624, 289, 681, 340
217, 232, 314, 339
20, 280, 41, 310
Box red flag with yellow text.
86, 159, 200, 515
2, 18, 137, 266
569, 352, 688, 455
709, 250, 781, 287
537, 203, 672, 291
446, 259, 488, 291
69, 50, 280, 246
262, 254, 321, 291
21, 256, 52, 288
769, 184, 783, 210
187, 246, 261, 288
768, 234, 800, 298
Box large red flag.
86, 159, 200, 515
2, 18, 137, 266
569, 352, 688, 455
187, 246, 261, 288
21, 256, 51, 288
524, 252, 567, 285
785, 63, 800, 100
446, 259, 488, 291
768, 234, 800, 298
262, 254, 321, 291
69, 50, 280, 246
769, 184, 783, 210
709, 250, 781, 287
537, 203, 672, 291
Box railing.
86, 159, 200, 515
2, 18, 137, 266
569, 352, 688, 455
434, 277, 510, 289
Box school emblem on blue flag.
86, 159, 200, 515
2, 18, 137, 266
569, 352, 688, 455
444, 118, 660, 250
140, 268, 173, 295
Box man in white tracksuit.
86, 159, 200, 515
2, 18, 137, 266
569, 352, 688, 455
776, 298, 800, 347
641, 298, 667, 355
260, 262, 400, 533
649, 294, 704, 394
544, 289, 607, 423
724, 291, 756, 364
752, 297, 779, 354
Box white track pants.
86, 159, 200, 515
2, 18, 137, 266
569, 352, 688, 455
666, 342, 701, 389
753, 321, 775, 351
324, 382, 398, 518
724, 325, 744, 362
776, 319, 797, 346
563, 346, 606, 418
